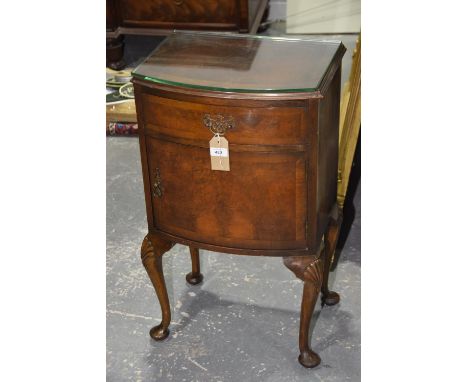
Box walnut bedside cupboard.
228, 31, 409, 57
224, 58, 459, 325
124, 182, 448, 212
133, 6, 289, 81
132, 33, 346, 368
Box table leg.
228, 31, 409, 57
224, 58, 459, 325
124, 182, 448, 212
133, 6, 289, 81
321, 207, 343, 306
186, 247, 204, 285
106, 36, 126, 70
141, 234, 173, 341
283, 253, 324, 368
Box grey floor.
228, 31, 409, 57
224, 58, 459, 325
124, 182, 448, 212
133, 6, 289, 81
107, 28, 360, 382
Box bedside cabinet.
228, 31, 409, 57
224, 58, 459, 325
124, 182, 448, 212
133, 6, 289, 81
106, 0, 269, 69
132, 33, 346, 368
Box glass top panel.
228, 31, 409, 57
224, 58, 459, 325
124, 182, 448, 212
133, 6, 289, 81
132, 33, 343, 93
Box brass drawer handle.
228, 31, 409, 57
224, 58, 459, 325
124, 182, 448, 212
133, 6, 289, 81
203, 114, 235, 136
174, 0, 184, 5
153, 168, 163, 198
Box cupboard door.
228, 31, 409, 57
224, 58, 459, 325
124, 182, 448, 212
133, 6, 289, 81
146, 137, 307, 250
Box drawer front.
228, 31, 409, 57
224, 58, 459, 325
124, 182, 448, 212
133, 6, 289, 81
121, 0, 238, 25
142, 95, 307, 147
146, 137, 307, 250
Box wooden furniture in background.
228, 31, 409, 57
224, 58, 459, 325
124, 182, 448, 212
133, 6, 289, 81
107, 0, 270, 69
132, 33, 345, 368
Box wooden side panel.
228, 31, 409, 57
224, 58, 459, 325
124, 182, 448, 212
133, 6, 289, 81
134, 83, 156, 229
146, 137, 307, 250
316, 66, 341, 244
305, 98, 319, 252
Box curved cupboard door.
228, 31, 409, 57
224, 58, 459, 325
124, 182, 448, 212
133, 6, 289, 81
146, 136, 307, 250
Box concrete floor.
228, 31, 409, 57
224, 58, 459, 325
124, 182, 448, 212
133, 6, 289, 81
107, 28, 360, 382
106, 139, 360, 382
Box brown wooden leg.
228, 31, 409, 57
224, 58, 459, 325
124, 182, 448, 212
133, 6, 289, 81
186, 246, 204, 285
284, 252, 324, 368
106, 36, 125, 70
141, 234, 173, 341
321, 206, 343, 306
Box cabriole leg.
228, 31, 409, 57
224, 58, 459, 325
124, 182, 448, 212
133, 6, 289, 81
321, 207, 343, 306
186, 247, 204, 285
141, 234, 173, 341
284, 253, 324, 368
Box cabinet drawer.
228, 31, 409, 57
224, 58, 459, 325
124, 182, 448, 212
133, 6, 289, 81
146, 137, 307, 250
121, 0, 237, 25
142, 95, 307, 147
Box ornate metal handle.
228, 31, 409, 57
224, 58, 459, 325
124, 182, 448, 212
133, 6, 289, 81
203, 114, 235, 135
173, 0, 184, 5
152, 168, 163, 198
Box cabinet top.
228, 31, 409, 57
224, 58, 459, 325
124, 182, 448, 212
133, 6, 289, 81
132, 33, 345, 94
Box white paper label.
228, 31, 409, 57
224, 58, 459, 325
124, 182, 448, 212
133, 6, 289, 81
209, 147, 229, 157
209, 135, 230, 171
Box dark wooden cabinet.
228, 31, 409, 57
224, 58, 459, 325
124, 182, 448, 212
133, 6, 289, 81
107, 0, 269, 69
133, 33, 346, 368
119, 0, 239, 29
